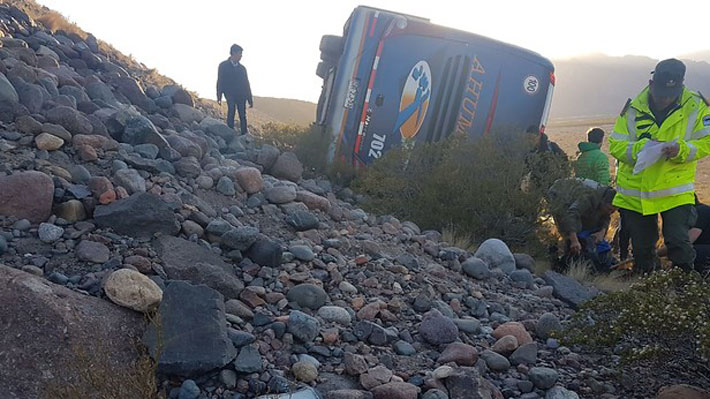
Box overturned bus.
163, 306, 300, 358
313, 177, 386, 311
315, 6, 555, 166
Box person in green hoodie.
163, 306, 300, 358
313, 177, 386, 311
574, 127, 611, 186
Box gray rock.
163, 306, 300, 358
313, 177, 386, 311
271, 151, 303, 182
134, 143, 160, 159
528, 367, 558, 390
514, 253, 536, 271
445, 367, 503, 399
542, 271, 599, 309
474, 239, 516, 274
265, 186, 297, 204
143, 281, 237, 376
227, 329, 255, 347
114, 168, 146, 194
510, 269, 535, 288
219, 369, 237, 389
422, 389, 448, 399
174, 157, 202, 178
325, 390, 373, 399
317, 306, 352, 325
76, 240, 110, 263
221, 226, 259, 251
287, 210, 319, 231
462, 257, 490, 280
94, 193, 179, 238
289, 245, 315, 261
234, 344, 262, 373
205, 219, 232, 237
178, 379, 200, 399
510, 343, 538, 365
69, 165, 91, 184
545, 386, 579, 399
287, 284, 328, 310
536, 313, 562, 340
419, 309, 458, 345
38, 223, 63, 243
480, 350, 510, 372
256, 144, 280, 172
0, 235, 7, 255
288, 310, 320, 342
245, 237, 283, 267
153, 236, 244, 299
45, 106, 92, 135
393, 340, 416, 356
0, 72, 19, 102
216, 176, 236, 196
453, 318, 481, 334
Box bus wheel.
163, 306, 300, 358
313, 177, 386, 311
315, 61, 331, 79
319, 35, 343, 56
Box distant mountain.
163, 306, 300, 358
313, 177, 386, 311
681, 50, 710, 64
549, 53, 710, 119
250, 96, 316, 126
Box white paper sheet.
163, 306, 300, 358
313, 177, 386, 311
633, 140, 676, 175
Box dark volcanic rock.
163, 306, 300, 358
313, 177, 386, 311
419, 309, 458, 345
543, 271, 599, 309
245, 237, 283, 267
93, 192, 179, 238
153, 236, 244, 299
143, 281, 237, 377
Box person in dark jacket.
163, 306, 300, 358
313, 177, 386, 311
217, 44, 253, 134
574, 127, 610, 186
547, 178, 618, 272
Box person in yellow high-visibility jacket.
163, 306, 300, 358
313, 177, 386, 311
609, 59, 710, 273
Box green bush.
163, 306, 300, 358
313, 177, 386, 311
563, 268, 710, 382
353, 132, 570, 249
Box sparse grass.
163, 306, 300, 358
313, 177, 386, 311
43, 313, 165, 399
35, 10, 86, 38
441, 225, 476, 252
564, 259, 636, 292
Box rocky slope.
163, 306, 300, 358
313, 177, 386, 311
0, 4, 708, 399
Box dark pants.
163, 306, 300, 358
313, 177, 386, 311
694, 244, 710, 272
226, 98, 248, 135
621, 204, 697, 273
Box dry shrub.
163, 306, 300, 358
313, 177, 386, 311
354, 131, 571, 250
563, 268, 710, 387
43, 314, 165, 399
564, 258, 635, 292
35, 10, 85, 38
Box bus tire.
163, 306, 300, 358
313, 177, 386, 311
319, 35, 343, 56
316, 61, 331, 79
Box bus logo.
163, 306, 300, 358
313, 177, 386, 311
395, 60, 432, 139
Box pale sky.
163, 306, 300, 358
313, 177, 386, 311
38, 0, 710, 103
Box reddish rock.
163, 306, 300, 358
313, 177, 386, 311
296, 190, 331, 211
371, 382, 420, 399
73, 134, 119, 151
89, 177, 116, 204
124, 255, 152, 274
240, 288, 266, 308
357, 301, 384, 320
77, 144, 98, 161
0, 171, 54, 223
492, 322, 533, 346
0, 265, 144, 399
234, 167, 264, 194
437, 342, 479, 366
360, 365, 393, 389
658, 385, 710, 399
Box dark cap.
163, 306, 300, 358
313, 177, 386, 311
650, 58, 685, 98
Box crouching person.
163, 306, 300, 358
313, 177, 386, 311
548, 179, 618, 272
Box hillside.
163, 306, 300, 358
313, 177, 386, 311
550, 53, 710, 119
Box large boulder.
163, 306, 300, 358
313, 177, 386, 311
543, 271, 600, 309
93, 192, 180, 238
153, 236, 244, 299
114, 77, 151, 110
473, 238, 516, 274
0, 171, 54, 223
271, 151, 303, 182
45, 105, 92, 135
0, 265, 144, 399
234, 167, 264, 194
657, 385, 710, 399
173, 103, 204, 124
143, 281, 237, 376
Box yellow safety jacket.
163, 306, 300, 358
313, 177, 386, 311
609, 87, 710, 215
